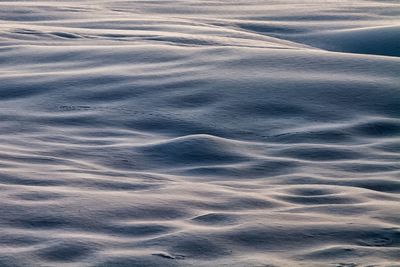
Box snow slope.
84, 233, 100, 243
0, 1, 399, 266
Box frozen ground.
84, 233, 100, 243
0, 1, 400, 266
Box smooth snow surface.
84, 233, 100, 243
0, 1, 400, 266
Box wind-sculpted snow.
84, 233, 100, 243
0, 1, 400, 266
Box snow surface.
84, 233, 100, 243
0, 1, 400, 266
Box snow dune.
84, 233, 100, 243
0, 1, 399, 266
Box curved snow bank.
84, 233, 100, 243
300, 25, 400, 57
